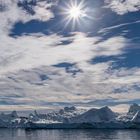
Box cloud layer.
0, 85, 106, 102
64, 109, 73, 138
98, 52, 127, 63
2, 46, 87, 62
0, 0, 140, 112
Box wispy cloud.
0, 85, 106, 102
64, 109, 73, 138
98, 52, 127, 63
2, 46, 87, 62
98, 20, 140, 33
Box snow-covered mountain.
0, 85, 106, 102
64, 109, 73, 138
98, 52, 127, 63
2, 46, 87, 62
1, 104, 140, 129
0, 111, 20, 127
128, 103, 140, 115
29, 106, 85, 124
70, 106, 117, 123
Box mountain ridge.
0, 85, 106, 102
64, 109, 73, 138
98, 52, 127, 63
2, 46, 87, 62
0, 104, 140, 129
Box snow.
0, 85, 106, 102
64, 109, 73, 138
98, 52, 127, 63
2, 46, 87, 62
132, 111, 140, 122
70, 106, 117, 123
34, 119, 62, 124
0, 104, 140, 129
128, 103, 140, 115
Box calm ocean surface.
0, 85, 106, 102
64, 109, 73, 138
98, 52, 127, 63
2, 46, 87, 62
0, 129, 140, 140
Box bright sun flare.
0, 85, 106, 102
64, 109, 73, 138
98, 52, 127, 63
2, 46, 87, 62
61, 0, 88, 28
69, 6, 82, 19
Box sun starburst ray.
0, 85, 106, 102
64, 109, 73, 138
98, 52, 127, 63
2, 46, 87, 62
60, 0, 88, 29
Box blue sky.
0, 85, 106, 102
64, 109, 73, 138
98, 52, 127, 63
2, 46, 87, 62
0, 0, 140, 112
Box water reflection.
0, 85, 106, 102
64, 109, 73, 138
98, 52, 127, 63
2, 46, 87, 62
0, 129, 140, 140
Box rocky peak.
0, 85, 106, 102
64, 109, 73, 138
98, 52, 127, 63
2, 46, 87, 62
64, 106, 76, 112
128, 103, 140, 115
11, 111, 18, 118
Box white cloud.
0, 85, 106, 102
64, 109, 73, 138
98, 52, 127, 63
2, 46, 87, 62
31, 0, 56, 21
0, 63, 140, 111
0, 0, 55, 35
0, 0, 139, 111
0, 33, 127, 76
105, 0, 140, 15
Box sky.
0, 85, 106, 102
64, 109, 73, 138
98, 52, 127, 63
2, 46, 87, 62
0, 0, 140, 112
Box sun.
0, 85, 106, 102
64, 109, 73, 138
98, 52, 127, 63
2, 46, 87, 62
61, 0, 87, 28
69, 6, 83, 19
66, 2, 86, 21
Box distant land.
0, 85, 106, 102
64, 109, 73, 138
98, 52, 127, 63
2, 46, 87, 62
1, 104, 140, 129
